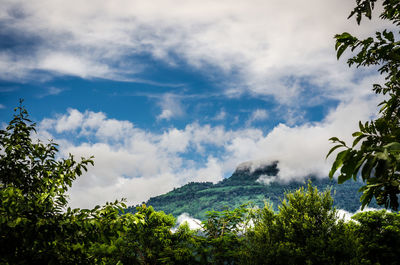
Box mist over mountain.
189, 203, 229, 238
127, 161, 377, 220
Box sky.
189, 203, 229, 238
0, 0, 388, 209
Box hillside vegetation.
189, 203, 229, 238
128, 162, 378, 219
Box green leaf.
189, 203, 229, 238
361, 157, 377, 181
352, 131, 363, 137
383, 30, 394, 42
335, 32, 353, 40
338, 174, 351, 184
329, 150, 349, 178
329, 137, 347, 146
376, 151, 388, 160
384, 142, 400, 151
326, 144, 344, 159
337, 45, 348, 59
353, 156, 367, 180
352, 134, 368, 147
329, 137, 340, 142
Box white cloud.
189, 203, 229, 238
213, 109, 227, 121
38, 52, 112, 78
0, 104, 6, 109
336, 206, 385, 222
55, 108, 84, 133
232, 97, 377, 182
96, 119, 134, 141
282, 108, 306, 126
47, 87, 63, 95
37, 86, 65, 98
336, 209, 354, 222
175, 213, 202, 230
157, 94, 184, 120
39, 109, 232, 208
257, 174, 277, 185
159, 128, 190, 153
191, 156, 223, 183
247, 109, 268, 125
0, 0, 391, 104
157, 109, 173, 120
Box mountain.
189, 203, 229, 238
126, 161, 378, 220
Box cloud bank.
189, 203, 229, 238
0, 0, 389, 105
37, 94, 377, 208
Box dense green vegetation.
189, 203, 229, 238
129, 163, 377, 220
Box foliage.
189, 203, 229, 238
328, 0, 400, 210
200, 204, 254, 265
352, 210, 400, 265
111, 204, 199, 265
244, 182, 358, 265
0, 101, 141, 264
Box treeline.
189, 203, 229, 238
3, 163, 400, 264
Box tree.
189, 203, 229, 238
112, 204, 198, 265
328, 0, 400, 210
0, 101, 140, 264
352, 210, 400, 265
200, 204, 253, 265
244, 182, 358, 265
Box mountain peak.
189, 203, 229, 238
235, 160, 278, 173
227, 161, 279, 183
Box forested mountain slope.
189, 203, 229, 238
127, 162, 378, 219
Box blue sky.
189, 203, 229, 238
0, 0, 384, 208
